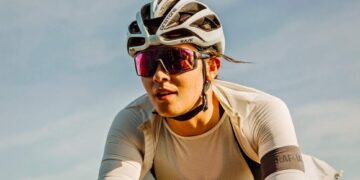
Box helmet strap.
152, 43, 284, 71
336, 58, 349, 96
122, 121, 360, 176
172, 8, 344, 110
171, 59, 209, 121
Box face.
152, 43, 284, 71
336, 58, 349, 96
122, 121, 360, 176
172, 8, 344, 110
140, 44, 217, 118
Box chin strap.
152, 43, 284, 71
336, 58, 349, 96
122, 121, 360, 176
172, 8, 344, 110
171, 59, 209, 121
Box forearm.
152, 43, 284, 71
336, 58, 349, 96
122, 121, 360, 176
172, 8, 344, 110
99, 158, 141, 180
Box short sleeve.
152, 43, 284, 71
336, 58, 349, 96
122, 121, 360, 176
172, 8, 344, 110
248, 96, 306, 179
98, 108, 145, 180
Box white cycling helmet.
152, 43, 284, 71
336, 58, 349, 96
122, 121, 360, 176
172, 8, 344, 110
127, 0, 225, 57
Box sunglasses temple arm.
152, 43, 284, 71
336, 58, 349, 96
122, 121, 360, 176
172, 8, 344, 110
199, 53, 211, 59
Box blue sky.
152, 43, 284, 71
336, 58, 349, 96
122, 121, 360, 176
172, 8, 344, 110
1, 0, 359, 179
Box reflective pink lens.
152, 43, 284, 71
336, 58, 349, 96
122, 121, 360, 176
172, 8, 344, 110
134, 47, 197, 77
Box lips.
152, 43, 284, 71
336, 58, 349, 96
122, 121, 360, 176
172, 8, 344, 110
155, 89, 177, 99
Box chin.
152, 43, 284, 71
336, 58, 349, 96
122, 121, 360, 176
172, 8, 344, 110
155, 105, 182, 118
156, 109, 176, 117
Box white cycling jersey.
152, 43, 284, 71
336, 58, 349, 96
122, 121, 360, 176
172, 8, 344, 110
99, 79, 341, 180
154, 112, 254, 179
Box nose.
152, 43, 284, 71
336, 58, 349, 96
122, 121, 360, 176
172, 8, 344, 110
152, 59, 170, 83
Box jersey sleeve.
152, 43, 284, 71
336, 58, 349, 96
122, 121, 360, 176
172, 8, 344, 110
248, 95, 306, 180
98, 108, 144, 180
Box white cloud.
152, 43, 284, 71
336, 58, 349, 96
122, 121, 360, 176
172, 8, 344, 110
23, 159, 98, 180
0, 103, 109, 151
291, 99, 360, 178
0, 95, 119, 179
0, 79, 145, 179
293, 99, 360, 138
292, 99, 360, 158
0, 0, 140, 70
222, 1, 360, 76
72, 39, 119, 69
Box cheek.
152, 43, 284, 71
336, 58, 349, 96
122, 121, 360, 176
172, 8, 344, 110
175, 73, 203, 100
141, 78, 153, 94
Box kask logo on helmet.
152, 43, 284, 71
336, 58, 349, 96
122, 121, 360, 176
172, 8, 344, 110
160, 8, 177, 31
180, 38, 193, 44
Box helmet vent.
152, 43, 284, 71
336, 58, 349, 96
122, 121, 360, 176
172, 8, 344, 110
191, 15, 221, 31
127, 37, 146, 48
179, 2, 206, 14
141, 3, 151, 20
144, 16, 165, 34
157, 0, 179, 17
161, 28, 204, 41
163, 2, 206, 30
129, 21, 141, 34
162, 11, 193, 30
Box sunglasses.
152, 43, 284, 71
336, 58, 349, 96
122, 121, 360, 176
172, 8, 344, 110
134, 47, 211, 77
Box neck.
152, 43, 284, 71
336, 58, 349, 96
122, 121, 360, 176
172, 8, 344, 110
166, 91, 221, 137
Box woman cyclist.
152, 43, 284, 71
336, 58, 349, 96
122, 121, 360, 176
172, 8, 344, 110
99, 0, 341, 179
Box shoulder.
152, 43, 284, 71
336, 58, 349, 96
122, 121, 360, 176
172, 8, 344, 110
108, 94, 154, 149
252, 92, 290, 118
113, 94, 154, 128
213, 80, 297, 153
212, 79, 288, 116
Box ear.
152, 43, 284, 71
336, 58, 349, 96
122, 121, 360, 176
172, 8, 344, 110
206, 58, 221, 80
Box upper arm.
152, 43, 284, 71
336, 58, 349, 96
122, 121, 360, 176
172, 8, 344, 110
249, 96, 306, 179
98, 108, 144, 180
261, 145, 305, 180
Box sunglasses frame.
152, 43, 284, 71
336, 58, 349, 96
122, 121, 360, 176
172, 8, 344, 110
133, 47, 211, 77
